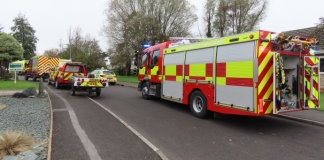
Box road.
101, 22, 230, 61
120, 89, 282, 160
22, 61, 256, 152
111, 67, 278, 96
41, 81, 324, 160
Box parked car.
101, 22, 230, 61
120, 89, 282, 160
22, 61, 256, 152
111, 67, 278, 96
90, 68, 117, 85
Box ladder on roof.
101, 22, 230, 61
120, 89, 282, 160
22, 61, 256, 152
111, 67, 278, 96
169, 37, 213, 43
272, 32, 318, 52
168, 37, 213, 47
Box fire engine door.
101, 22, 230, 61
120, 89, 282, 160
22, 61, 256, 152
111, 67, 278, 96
301, 56, 320, 109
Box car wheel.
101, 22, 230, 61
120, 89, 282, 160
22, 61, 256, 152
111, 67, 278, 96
71, 85, 75, 96
189, 90, 211, 118
55, 79, 60, 89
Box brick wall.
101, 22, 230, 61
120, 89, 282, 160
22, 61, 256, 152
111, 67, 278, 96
321, 74, 324, 93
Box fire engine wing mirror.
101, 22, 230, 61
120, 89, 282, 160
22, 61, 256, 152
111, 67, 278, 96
134, 59, 138, 66
134, 51, 139, 58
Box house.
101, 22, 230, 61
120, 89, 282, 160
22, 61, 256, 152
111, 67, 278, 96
283, 26, 324, 92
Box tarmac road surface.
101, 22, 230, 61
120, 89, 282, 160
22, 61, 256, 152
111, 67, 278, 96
45, 85, 161, 160
43, 80, 324, 160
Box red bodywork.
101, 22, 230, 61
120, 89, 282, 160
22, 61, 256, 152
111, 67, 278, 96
54, 62, 88, 85
138, 41, 172, 83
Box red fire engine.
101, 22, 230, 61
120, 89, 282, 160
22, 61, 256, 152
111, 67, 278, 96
134, 30, 320, 118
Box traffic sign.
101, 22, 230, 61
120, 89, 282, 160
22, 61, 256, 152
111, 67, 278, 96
9, 63, 23, 72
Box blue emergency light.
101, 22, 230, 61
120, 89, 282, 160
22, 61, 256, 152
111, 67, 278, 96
142, 41, 151, 49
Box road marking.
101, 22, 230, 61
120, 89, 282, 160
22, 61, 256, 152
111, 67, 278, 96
87, 97, 169, 160
53, 108, 70, 112
46, 86, 102, 160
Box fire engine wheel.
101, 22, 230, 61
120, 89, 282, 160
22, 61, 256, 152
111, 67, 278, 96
25, 76, 29, 81
71, 86, 75, 96
96, 90, 101, 96
189, 90, 210, 118
141, 82, 151, 100
33, 76, 37, 81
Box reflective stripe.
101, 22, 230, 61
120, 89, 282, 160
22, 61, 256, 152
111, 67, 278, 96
165, 65, 176, 76
189, 64, 205, 77
151, 66, 159, 75
226, 61, 253, 78
216, 77, 226, 85
257, 31, 274, 114
302, 55, 319, 108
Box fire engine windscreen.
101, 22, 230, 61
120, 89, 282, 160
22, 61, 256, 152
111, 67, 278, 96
65, 65, 83, 73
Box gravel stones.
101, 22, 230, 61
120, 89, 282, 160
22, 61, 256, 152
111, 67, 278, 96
0, 103, 6, 110
0, 96, 51, 159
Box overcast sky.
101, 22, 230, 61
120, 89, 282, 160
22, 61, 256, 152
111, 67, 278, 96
1, 0, 323, 55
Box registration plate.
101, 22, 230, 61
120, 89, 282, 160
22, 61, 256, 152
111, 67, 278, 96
87, 82, 96, 85
87, 79, 96, 86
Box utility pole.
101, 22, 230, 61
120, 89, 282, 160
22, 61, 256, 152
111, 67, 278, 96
69, 45, 72, 60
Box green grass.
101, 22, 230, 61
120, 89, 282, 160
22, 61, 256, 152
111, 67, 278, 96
117, 75, 139, 83
0, 80, 39, 90
320, 94, 324, 111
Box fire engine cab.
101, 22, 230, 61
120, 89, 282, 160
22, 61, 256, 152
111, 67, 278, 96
135, 30, 320, 118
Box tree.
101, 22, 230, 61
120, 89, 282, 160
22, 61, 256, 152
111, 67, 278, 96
204, 0, 217, 37
0, 24, 3, 32
58, 27, 107, 71
0, 32, 24, 77
102, 0, 198, 74
0, 32, 24, 62
11, 13, 38, 60
205, 0, 268, 37
43, 48, 60, 57
313, 17, 324, 36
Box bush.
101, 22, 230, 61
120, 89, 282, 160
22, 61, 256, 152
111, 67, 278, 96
2, 73, 13, 81
0, 131, 36, 159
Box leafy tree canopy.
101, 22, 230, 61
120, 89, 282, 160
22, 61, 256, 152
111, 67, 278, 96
0, 32, 24, 61
11, 13, 38, 60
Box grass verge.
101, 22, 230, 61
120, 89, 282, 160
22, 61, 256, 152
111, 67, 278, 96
0, 80, 39, 90
320, 94, 324, 111
117, 75, 139, 83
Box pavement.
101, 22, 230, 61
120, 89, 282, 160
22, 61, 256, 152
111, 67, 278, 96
115, 81, 324, 127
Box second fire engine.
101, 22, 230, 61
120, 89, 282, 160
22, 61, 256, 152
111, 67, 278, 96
135, 30, 320, 118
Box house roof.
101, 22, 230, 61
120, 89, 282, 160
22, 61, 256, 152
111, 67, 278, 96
282, 26, 324, 53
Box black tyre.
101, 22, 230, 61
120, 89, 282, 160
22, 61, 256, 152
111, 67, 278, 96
189, 90, 210, 118
25, 76, 29, 81
110, 82, 116, 85
96, 88, 101, 96
71, 85, 75, 96
141, 82, 151, 100
33, 76, 37, 81
55, 79, 60, 89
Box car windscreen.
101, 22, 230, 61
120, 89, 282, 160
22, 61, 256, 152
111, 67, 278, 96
65, 65, 83, 72
103, 71, 113, 75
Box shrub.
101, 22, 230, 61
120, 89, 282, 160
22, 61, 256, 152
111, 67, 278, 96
0, 131, 36, 159
2, 73, 13, 81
